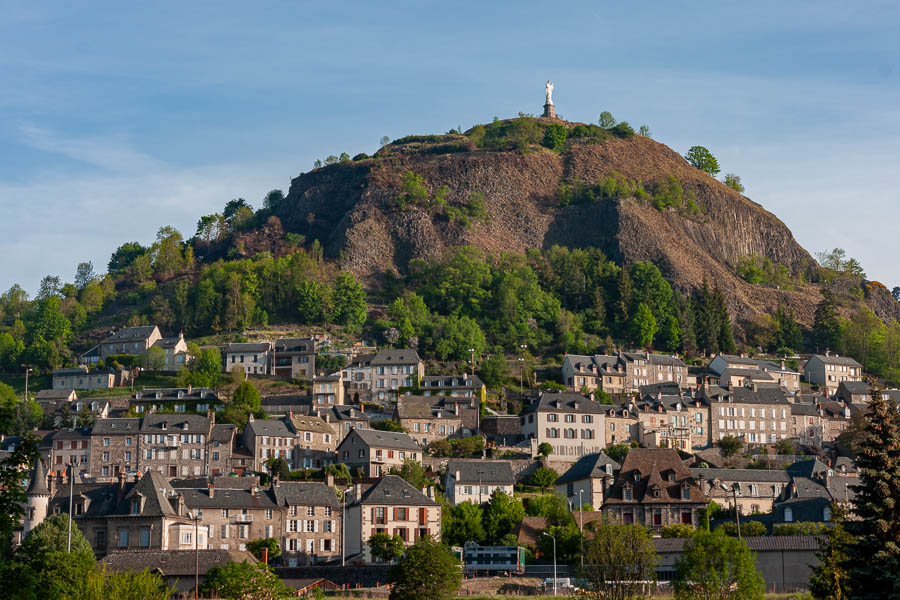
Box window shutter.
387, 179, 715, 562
371, 507, 375, 521
393, 507, 398, 521
314, 519, 318, 533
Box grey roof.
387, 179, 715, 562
49, 427, 92, 440
245, 418, 295, 438
357, 475, 439, 506
395, 396, 462, 420
36, 389, 76, 400
288, 414, 335, 434
140, 413, 211, 433
224, 342, 272, 353
447, 460, 515, 485
701, 385, 789, 405
344, 428, 419, 451
809, 354, 862, 367
272, 482, 340, 508
25, 457, 50, 496
720, 368, 774, 381
119, 470, 179, 517
134, 387, 219, 401
555, 453, 620, 485
92, 418, 142, 435
102, 549, 257, 576
527, 391, 607, 414
689, 468, 790, 484
639, 382, 684, 397
420, 374, 484, 389
211, 424, 237, 443
328, 405, 369, 421
152, 337, 183, 349
755, 360, 799, 374
53, 367, 90, 376
623, 352, 687, 367
654, 535, 820, 553
103, 326, 158, 343
178, 486, 279, 510
791, 403, 821, 416
274, 338, 315, 353
837, 381, 870, 396
371, 349, 421, 365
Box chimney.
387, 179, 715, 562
187, 384, 192, 395
289, 410, 293, 421
327, 473, 334, 488
248, 414, 254, 423
354, 483, 362, 501
173, 493, 183, 516
698, 472, 706, 495
455, 469, 461, 482
780, 359, 786, 370
208, 483, 214, 499
48, 472, 56, 496
272, 475, 280, 488
825, 349, 831, 357
427, 486, 433, 499
602, 475, 612, 503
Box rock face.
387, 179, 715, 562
276, 133, 892, 325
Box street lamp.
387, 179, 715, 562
187, 511, 201, 600
577, 490, 584, 570
518, 358, 525, 392
22, 366, 32, 404
541, 531, 557, 596
342, 486, 353, 566
67, 462, 74, 553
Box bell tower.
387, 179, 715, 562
23, 457, 51, 535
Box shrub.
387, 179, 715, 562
610, 121, 635, 138
661, 523, 695, 538
542, 123, 567, 150
717, 520, 767, 536
773, 522, 829, 536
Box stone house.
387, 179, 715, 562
835, 381, 870, 404
52, 366, 125, 391
603, 406, 640, 446
151, 332, 191, 371
700, 384, 792, 445
691, 468, 790, 515
241, 417, 296, 472
803, 352, 864, 395
602, 448, 706, 530
343, 353, 375, 401
89, 418, 141, 480
394, 395, 463, 446
445, 460, 515, 505
272, 480, 342, 566
708, 354, 800, 392
320, 405, 370, 446
224, 342, 273, 376
620, 352, 689, 391
176, 479, 281, 552
49, 428, 92, 477
209, 424, 237, 476
790, 403, 824, 445
140, 414, 214, 478
370, 349, 425, 401
419, 374, 486, 404
629, 390, 709, 450
312, 370, 345, 407
273, 338, 316, 380
520, 391, 607, 459
97, 326, 162, 362
130, 387, 222, 414
561, 354, 626, 394
346, 475, 441, 563
336, 429, 421, 477
554, 452, 620, 510
287, 413, 337, 469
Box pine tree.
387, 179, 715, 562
774, 303, 803, 352
843, 388, 900, 598
712, 284, 736, 353
813, 293, 842, 352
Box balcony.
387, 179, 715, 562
233, 514, 253, 523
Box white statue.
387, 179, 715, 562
545, 80, 554, 105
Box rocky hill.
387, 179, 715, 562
271, 119, 896, 326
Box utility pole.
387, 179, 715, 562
541, 531, 557, 596
189, 512, 200, 600
578, 489, 584, 570
468, 348, 475, 376
732, 484, 742, 539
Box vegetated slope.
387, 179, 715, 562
273, 123, 893, 326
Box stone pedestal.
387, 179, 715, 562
543, 103, 556, 118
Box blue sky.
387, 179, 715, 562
1, 1, 899, 295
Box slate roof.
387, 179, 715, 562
102, 549, 257, 575
53, 367, 90, 376
36, 389, 76, 400
140, 413, 211, 433
791, 403, 821, 416
103, 326, 159, 343
272, 482, 340, 508
837, 381, 870, 396
639, 382, 684, 397
288, 414, 335, 434
357, 475, 439, 506
447, 460, 515, 485
92, 418, 141, 435
653, 535, 820, 553
555, 453, 620, 485
224, 342, 272, 353
152, 337, 183, 349
809, 354, 862, 367
118, 470, 179, 517
701, 385, 789, 405
371, 349, 421, 365
720, 368, 774, 381
274, 338, 315, 353
605, 448, 705, 505
622, 352, 687, 367
480, 416, 522, 436
25, 457, 50, 495
244, 418, 295, 438
178, 486, 279, 510
135, 387, 219, 401
690, 468, 790, 484
526, 391, 607, 414
344, 428, 419, 451
211, 424, 237, 444
420, 374, 484, 389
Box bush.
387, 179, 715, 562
717, 520, 767, 536
661, 523, 696, 538
542, 123, 567, 150
610, 121, 635, 138
773, 522, 829, 536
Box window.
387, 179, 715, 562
305, 520, 316, 532
118, 529, 129, 547
103, 438, 110, 446
784, 507, 793, 522
265, 509, 272, 520
325, 507, 332, 517
181, 532, 193, 545
131, 499, 141, 515
624, 488, 633, 501
307, 506, 315, 516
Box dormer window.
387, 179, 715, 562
155, 392, 162, 399
177, 391, 184, 399
668, 473, 675, 482
634, 473, 641, 482
623, 486, 633, 501
135, 392, 142, 400
131, 498, 141, 515
681, 484, 690, 501
651, 486, 660, 498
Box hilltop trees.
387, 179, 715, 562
684, 146, 720, 176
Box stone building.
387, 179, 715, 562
554, 452, 620, 510
241, 417, 296, 472
336, 429, 421, 477
346, 475, 441, 563
520, 391, 607, 459
140, 414, 213, 478
602, 448, 706, 530
394, 395, 463, 447
49, 428, 92, 477
97, 326, 162, 361
562, 354, 626, 394
603, 406, 640, 446
312, 371, 345, 407
224, 342, 273, 376
287, 413, 337, 469
803, 352, 864, 395
273, 337, 316, 380
691, 468, 790, 515
628, 389, 708, 450
89, 418, 141, 480
272, 480, 342, 566
370, 349, 425, 401
700, 384, 792, 445
445, 460, 516, 505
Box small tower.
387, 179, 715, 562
23, 457, 51, 535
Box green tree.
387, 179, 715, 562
479, 354, 509, 389
372, 419, 406, 433
813, 293, 843, 352
661, 523, 695, 538
723, 173, 745, 193
434, 315, 486, 360
809, 509, 851, 600
529, 466, 559, 493
388, 535, 461, 600
538, 442, 554, 458
246, 537, 281, 563
630, 302, 657, 348
483, 491, 525, 544
267, 458, 290, 480
0, 438, 39, 548
89, 565, 175, 600
842, 388, 900, 598
774, 439, 795, 456
684, 146, 720, 176
774, 304, 803, 353
717, 435, 743, 458
143, 346, 166, 372
17, 513, 97, 599
108, 242, 148, 275
202, 561, 292, 599
598, 111, 617, 128
232, 381, 261, 412
610, 121, 635, 138
543, 123, 567, 150
262, 189, 285, 212
538, 523, 582, 564
368, 532, 405, 563
639, 124, 652, 137
581, 520, 657, 600
74, 261, 96, 289
604, 443, 632, 463
389, 459, 429, 490
330, 272, 367, 332
526, 493, 574, 526
673, 528, 764, 600
442, 501, 485, 547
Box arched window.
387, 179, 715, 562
784, 507, 793, 522
823, 507, 831, 521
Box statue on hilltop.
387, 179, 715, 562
543, 81, 556, 118
545, 80, 554, 105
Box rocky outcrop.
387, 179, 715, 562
275, 131, 888, 325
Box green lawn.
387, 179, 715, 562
0, 373, 51, 397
